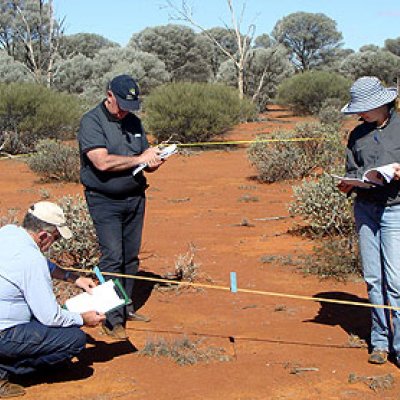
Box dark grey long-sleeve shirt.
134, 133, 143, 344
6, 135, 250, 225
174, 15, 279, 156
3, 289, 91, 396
345, 110, 400, 205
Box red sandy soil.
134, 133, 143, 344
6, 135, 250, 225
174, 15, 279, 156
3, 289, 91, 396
0, 108, 397, 400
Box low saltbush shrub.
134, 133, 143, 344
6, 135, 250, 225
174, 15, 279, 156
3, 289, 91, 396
27, 139, 80, 183
289, 173, 354, 236
318, 98, 345, 126
302, 234, 361, 279
143, 82, 257, 143
289, 173, 361, 279
139, 336, 231, 365
248, 122, 344, 183
49, 195, 99, 269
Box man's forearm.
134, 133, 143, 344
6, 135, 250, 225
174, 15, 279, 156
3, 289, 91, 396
92, 153, 143, 172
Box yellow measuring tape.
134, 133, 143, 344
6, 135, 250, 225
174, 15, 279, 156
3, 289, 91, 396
63, 267, 400, 311
172, 137, 327, 147
0, 137, 328, 161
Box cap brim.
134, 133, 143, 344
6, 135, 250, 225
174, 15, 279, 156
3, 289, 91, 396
57, 226, 72, 240
116, 96, 140, 112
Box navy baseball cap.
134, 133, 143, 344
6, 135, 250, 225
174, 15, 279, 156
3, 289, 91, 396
108, 74, 140, 112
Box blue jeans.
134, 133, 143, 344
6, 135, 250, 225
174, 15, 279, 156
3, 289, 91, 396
85, 191, 146, 327
354, 200, 400, 357
0, 320, 86, 379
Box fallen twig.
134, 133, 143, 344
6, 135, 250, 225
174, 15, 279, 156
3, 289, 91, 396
254, 216, 290, 221
290, 367, 319, 374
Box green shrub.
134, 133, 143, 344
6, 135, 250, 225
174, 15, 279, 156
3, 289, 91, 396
318, 98, 345, 126
49, 195, 99, 269
302, 234, 361, 280
143, 82, 257, 143
276, 71, 351, 115
289, 174, 361, 279
0, 82, 84, 154
27, 139, 80, 183
289, 173, 354, 236
248, 122, 344, 183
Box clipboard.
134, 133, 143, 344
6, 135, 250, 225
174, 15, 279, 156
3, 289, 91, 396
64, 279, 131, 314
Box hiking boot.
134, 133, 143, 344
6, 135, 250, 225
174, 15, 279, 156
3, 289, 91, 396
368, 349, 388, 365
101, 324, 128, 340
126, 312, 151, 323
0, 379, 26, 398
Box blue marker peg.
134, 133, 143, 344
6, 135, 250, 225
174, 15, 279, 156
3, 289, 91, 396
93, 266, 106, 284
230, 272, 237, 293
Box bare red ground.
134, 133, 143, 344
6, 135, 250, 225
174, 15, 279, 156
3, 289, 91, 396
0, 109, 396, 399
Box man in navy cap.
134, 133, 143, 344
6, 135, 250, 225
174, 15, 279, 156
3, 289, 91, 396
78, 74, 164, 339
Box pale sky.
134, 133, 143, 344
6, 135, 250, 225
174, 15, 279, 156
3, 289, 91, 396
54, 0, 400, 51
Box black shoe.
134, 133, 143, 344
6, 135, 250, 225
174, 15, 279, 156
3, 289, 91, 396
126, 312, 151, 322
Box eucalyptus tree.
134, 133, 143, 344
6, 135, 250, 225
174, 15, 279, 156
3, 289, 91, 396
254, 33, 274, 49
385, 37, 400, 56
359, 44, 380, 52
272, 12, 343, 71
52, 53, 95, 94
53, 47, 170, 103
165, 0, 255, 99
0, 0, 64, 85
217, 44, 294, 111
0, 49, 34, 82
384, 37, 400, 90
340, 49, 400, 85
315, 48, 354, 72
90, 47, 170, 94
200, 27, 238, 78
59, 33, 119, 59
129, 24, 211, 82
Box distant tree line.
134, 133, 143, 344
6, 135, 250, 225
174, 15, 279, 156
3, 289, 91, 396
0, 0, 399, 111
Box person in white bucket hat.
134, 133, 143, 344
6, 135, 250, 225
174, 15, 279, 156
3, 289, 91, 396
341, 76, 398, 114
0, 201, 105, 397
338, 76, 400, 367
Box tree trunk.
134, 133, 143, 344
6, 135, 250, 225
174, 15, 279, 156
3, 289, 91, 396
238, 67, 244, 100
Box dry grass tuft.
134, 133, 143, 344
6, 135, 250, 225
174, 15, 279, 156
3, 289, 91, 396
139, 336, 231, 365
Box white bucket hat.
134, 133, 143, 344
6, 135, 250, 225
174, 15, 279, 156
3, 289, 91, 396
28, 201, 72, 239
341, 76, 397, 114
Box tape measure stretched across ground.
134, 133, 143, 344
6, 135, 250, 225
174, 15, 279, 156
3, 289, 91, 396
175, 137, 327, 147
63, 267, 400, 312
0, 136, 328, 161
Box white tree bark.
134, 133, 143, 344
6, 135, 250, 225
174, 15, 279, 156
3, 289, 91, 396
166, 0, 255, 100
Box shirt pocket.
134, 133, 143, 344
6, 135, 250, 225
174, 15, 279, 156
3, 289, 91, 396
125, 131, 145, 155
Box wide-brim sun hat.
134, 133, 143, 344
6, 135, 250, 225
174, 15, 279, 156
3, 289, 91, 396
341, 76, 398, 114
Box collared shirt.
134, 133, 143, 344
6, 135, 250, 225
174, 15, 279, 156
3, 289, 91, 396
78, 101, 149, 196
0, 225, 83, 330
346, 110, 400, 205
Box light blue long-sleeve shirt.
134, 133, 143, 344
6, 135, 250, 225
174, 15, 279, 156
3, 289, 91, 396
0, 225, 83, 330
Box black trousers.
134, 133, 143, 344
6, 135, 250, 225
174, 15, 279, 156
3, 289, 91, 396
85, 190, 146, 327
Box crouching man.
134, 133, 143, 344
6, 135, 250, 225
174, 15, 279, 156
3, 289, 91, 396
0, 201, 105, 398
